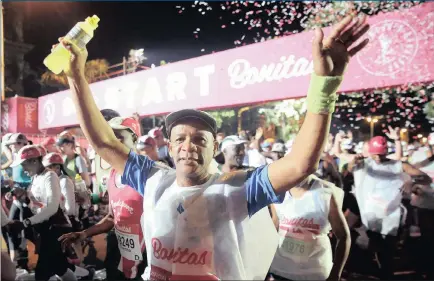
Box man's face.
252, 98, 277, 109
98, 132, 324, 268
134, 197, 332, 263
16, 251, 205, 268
10, 142, 26, 154
113, 129, 136, 150
48, 164, 61, 176
169, 121, 217, 178
223, 143, 246, 168
362, 142, 370, 158
216, 133, 225, 144
21, 158, 40, 177
59, 143, 75, 155
371, 154, 387, 164
153, 132, 166, 147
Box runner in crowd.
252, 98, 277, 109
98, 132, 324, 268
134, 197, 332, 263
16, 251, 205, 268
57, 131, 93, 230
6, 145, 77, 281
148, 127, 174, 167
59, 117, 148, 281
2, 206, 16, 281
58, 14, 369, 279
348, 136, 432, 280
136, 135, 159, 161
3, 133, 33, 269
57, 131, 92, 188
406, 132, 434, 279
219, 135, 249, 173
42, 137, 59, 153
1, 133, 14, 179
269, 175, 348, 281
42, 153, 78, 228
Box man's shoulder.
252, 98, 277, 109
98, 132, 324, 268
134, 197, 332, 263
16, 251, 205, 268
215, 170, 248, 186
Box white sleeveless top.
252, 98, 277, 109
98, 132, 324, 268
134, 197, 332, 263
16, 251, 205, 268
141, 167, 278, 280
354, 158, 404, 236
270, 177, 337, 280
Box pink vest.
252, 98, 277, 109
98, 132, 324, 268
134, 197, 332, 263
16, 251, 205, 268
108, 169, 145, 278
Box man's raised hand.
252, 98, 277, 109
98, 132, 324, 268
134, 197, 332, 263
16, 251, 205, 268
312, 15, 370, 77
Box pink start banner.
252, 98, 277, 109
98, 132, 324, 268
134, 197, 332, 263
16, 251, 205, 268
38, 3, 434, 129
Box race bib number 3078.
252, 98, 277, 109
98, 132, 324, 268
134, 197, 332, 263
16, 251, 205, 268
279, 236, 313, 259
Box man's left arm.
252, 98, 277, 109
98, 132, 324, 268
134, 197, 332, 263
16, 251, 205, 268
268, 15, 369, 194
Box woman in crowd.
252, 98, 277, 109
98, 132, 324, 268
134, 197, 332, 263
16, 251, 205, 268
7, 145, 76, 281
269, 175, 349, 281
42, 153, 78, 228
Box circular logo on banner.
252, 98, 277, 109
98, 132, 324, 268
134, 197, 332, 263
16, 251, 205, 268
357, 20, 418, 77
43, 99, 55, 125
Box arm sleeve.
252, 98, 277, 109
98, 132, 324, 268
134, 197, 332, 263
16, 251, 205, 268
245, 165, 285, 217
60, 178, 76, 216
76, 156, 89, 174
121, 150, 156, 196
29, 173, 62, 225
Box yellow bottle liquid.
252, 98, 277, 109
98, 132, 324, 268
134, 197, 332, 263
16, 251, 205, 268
43, 15, 100, 74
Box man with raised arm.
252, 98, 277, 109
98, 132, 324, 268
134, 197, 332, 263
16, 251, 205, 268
58, 15, 369, 280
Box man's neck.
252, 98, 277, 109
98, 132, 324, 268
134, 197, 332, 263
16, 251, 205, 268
176, 172, 211, 187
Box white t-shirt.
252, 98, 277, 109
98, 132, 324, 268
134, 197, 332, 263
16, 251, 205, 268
28, 170, 66, 225
121, 152, 280, 280
59, 175, 77, 217
246, 149, 268, 168
353, 159, 404, 236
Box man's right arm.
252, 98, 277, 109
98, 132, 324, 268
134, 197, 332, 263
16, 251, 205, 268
83, 211, 114, 238
68, 74, 129, 174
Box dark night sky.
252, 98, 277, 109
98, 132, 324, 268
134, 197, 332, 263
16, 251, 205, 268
20, 2, 249, 72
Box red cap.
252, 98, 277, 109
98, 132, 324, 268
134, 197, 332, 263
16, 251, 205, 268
42, 137, 56, 147
137, 135, 156, 150
148, 127, 164, 138
42, 152, 64, 167
108, 117, 140, 137
10, 145, 42, 167
368, 136, 388, 155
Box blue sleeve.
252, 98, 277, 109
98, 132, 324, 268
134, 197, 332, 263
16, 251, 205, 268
121, 150, 155, 196
245, 165, 285, 217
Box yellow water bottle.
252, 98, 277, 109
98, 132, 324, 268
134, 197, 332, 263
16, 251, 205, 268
43, 15, 100, 74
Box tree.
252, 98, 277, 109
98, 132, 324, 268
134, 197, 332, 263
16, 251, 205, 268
41, 59, 110, 88
206, 109, 236, 130
258, 99, 307, 140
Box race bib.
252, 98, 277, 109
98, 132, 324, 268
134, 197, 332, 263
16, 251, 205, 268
115, 226, 143, 261
279, 235, 313, 259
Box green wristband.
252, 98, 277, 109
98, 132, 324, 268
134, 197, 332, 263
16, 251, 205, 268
307, 73, 343, 114
91, 193, 101, 204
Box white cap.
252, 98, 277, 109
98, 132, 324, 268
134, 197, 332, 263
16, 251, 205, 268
220, 135, 247, 151
271, 143, 285, 153
6, 133, 28, 145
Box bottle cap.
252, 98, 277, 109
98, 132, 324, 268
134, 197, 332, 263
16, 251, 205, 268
86, 15, 100, 29
75, 174, 82, 181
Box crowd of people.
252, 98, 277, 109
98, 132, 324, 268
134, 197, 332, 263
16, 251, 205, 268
1, 14, 434, 281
